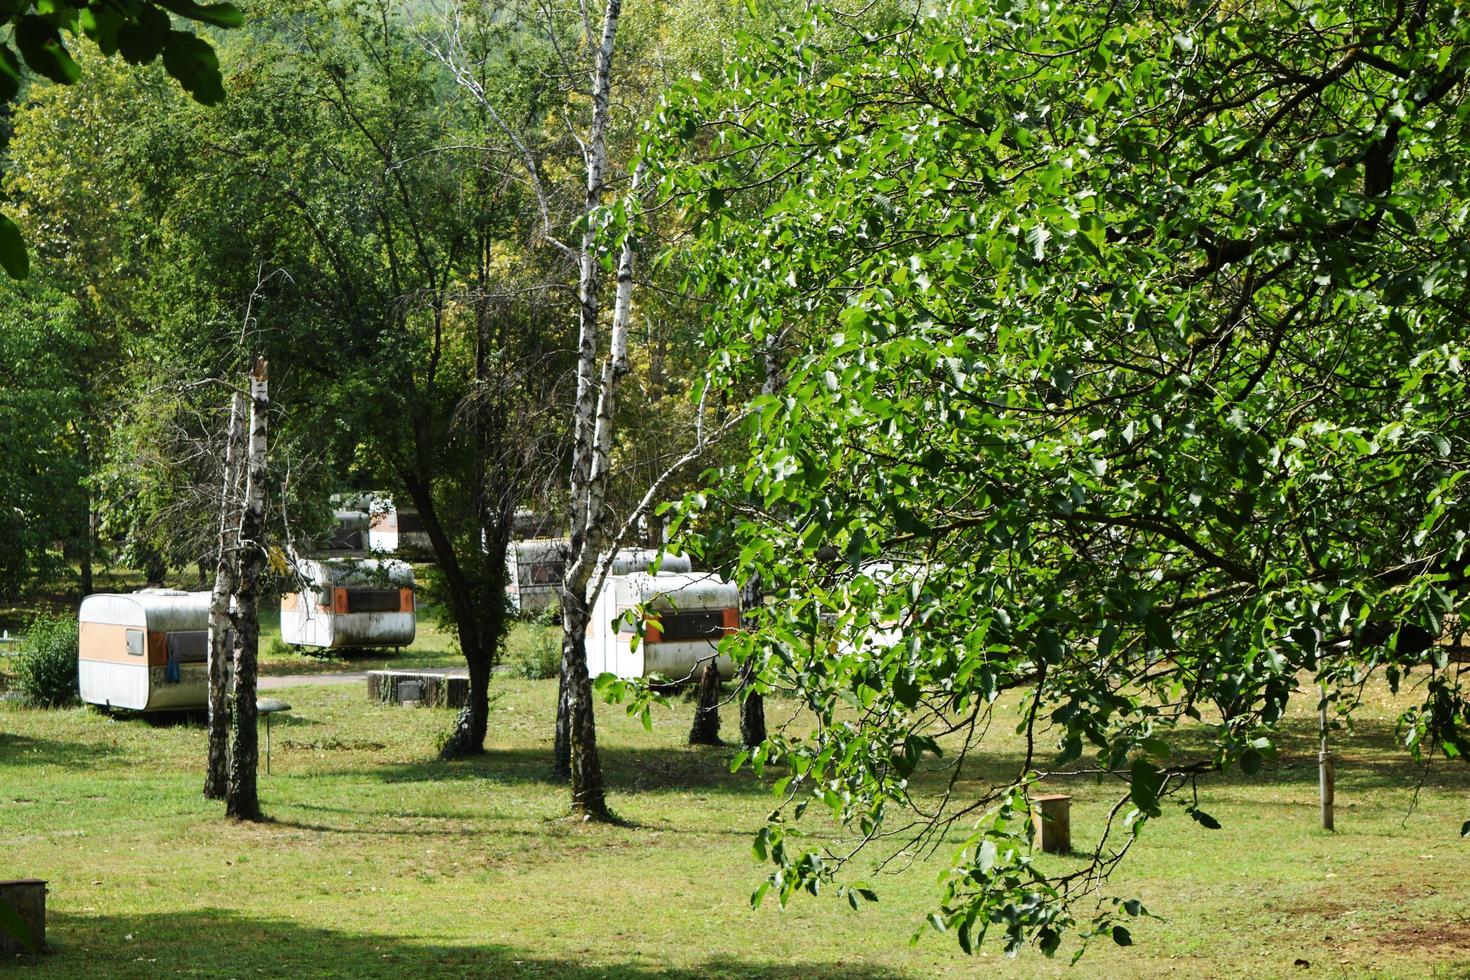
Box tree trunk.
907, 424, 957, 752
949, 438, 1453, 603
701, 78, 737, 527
78, 436, 94, 597
440, 638, 492, 757
689, 659, 723, 745
736, 546, 768, 752
226, 360, 268, 823
553, 0, 626, 807
738, 660, 766, 749
562, 596, 606, 818
205, 390, 247, 800
553, 660, 573, 778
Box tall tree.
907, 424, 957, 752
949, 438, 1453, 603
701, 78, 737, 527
667, 0, 1470, 957
205, 389, 246, 800
226, 357, 267, 822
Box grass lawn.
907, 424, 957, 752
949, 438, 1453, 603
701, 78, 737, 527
2, 670, 1470, 978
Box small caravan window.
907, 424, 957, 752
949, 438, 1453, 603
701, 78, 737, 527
125, 629, 145, 657
654, 611, 727, 642
396, 512, 426, 534
530, 562, 565, 586
345, 588, 402, 613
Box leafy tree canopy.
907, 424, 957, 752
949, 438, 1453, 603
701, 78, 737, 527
660, 0, 1470, 959
0, 0, 243, 279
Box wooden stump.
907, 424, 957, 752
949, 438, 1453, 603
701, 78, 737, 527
366, 670, 468, 709
0, 879, 46, 954
1031, 794, 1072, 854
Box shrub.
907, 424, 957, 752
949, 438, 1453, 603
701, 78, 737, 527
13, 614, 79, 708
508, 626, 560, 680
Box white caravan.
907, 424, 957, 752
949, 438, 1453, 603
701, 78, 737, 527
78, 590, 215, 712
280, 558, 416, 650
586, 571, 740, 681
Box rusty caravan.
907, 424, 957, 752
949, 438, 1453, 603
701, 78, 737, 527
587, 571, 740, 681
279, 558, 416, 650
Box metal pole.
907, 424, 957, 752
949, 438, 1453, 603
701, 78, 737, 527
1319, 683, 1333, 831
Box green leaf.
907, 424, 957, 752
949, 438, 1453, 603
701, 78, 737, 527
155, 0, 246, 29
1239, 747, 1263, 775
79, 5, 125, 56
117, 6, 171, 65
0, 44, 20, 103
0, 213, 29, 280
1112, 924, 1133, 946
161, 29, 226, 105
1461, 819, 1469, 837
1129, 758, 1163, 816
15, 14, 80, 85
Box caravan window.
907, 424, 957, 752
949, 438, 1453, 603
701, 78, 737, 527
654, 610, 728, 642
125, 629, 145, 657
529, 562, 565, 586
396, 512, 426, 534
345, 588, 402, 613
167, 630, 210, 664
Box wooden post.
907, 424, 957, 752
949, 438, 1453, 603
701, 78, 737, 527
1031, 794, 1072, 854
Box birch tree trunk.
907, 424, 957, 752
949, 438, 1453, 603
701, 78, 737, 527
552, 0, 625, 817
226, 359, 268, 822
204, 390, 247, 800
555, 213, 634, 815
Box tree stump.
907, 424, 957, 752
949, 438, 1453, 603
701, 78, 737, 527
1031, 794, 1072, 854
366, 670, 468, 708
688, 660, 723, 745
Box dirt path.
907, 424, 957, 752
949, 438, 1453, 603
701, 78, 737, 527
258, 671, 369, 690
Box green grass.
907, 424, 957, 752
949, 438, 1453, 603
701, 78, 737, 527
2, 674, 1470, 977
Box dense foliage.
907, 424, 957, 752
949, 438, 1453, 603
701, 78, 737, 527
11, 614, 79, 707
0, 0, 242, 278
661, 0, 1470, 958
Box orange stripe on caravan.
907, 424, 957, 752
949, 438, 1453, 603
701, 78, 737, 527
399, 588, 414, 612
78, 623, 163, 666
722, 608, 740, 633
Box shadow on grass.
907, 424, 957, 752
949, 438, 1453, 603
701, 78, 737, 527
368, 745, 775, 797
0, 732, 119, 769
28, 909, 908, 979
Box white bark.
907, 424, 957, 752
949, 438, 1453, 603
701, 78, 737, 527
204, 390, 247, 800
566, 0, 624, 574
227, 358, 268, 821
